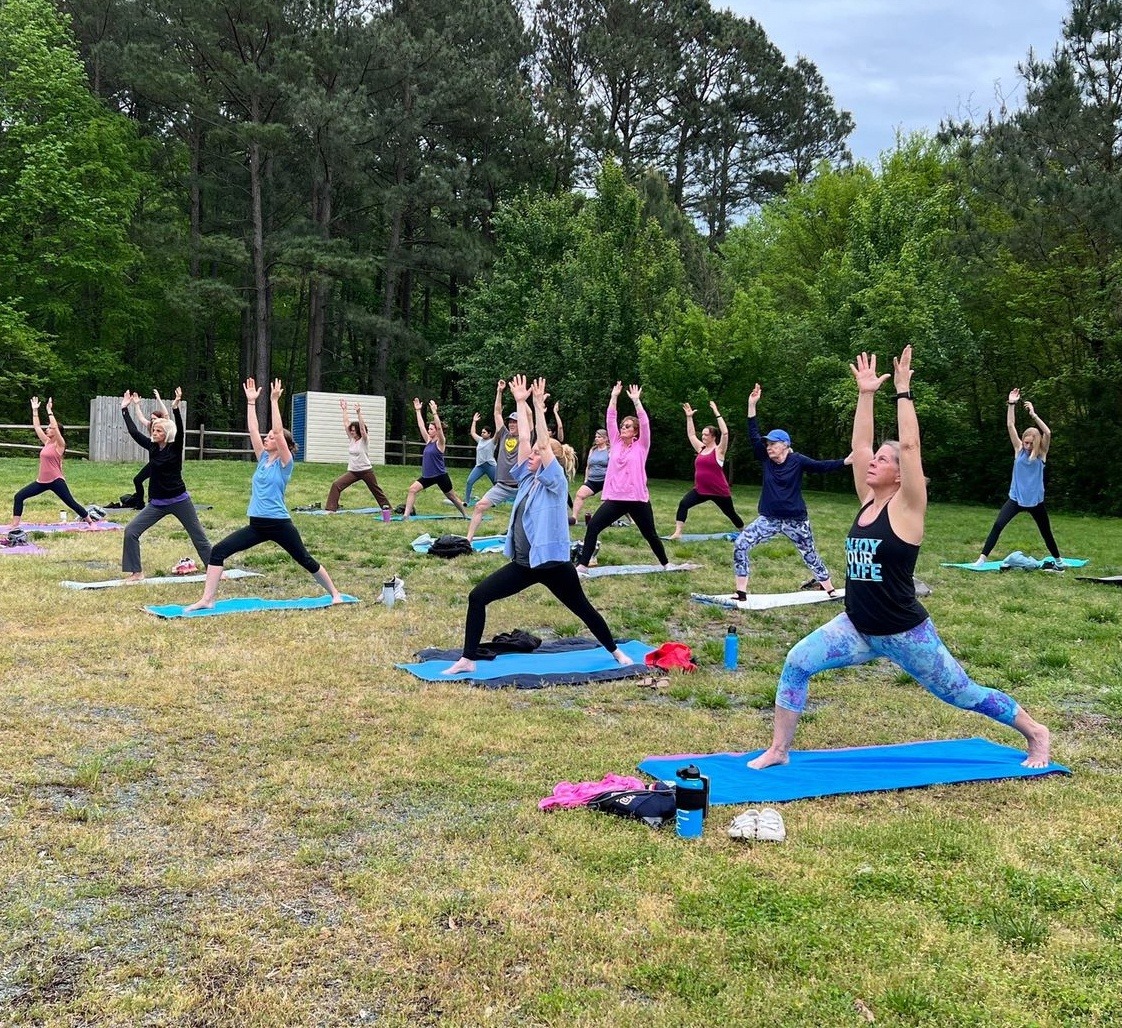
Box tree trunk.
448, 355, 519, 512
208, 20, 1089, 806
248, 95, 271, 417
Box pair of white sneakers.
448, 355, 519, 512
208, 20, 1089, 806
727, 807, 786, 842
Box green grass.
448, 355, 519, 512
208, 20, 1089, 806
1, 456, 1121, 1026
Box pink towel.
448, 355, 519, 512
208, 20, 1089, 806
539, 773, 649, 810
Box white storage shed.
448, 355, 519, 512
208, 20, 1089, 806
291, 391, 387, 464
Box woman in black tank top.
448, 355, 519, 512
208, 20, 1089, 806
746, 348, 1053, 772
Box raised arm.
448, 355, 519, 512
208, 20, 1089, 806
849, 352, 889, 505
682, 403, 703, 453
355, 403, 368, 442
891, 346, 926, 524
429, 400, 447, 451
552, 400, 564, 443
710, 400, 730, 459
130, 392, 151, 430
152, 389, 170, 419
270, 379, 292, 465
121, 390, 152, 449
172, 389, 185, 457
470, 412, 482, 443
605, 381, 622, 444
492, 379, 506, 436
339, 398, 352, 437
1005, 388, 1022, 451
627, 384, 650, 455
29, 397, 50, 445
746, 383, 766, 460
1023, 398, 1051, 454
509, 375, 533, 463
535, 380, 555, 466
44, 398, 65, 452
412, 397, 427, 441
244, 378, 265, 459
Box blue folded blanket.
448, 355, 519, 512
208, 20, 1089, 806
145, 594, 359, 619
638, 737, 1069, 803
398, 637, 653, 688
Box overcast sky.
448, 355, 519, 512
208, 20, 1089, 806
723, 0, 1072, 165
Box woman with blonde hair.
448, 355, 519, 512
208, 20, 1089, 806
975, 388, 1063, 567
746, 348, 1051, 772
120, 387, 212, 582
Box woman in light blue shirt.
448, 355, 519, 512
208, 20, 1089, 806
463, 411, 497, 504
976, 388, 1063, 566
185, 377, 343, 610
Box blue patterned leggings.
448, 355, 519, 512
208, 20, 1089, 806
776, 613, 1020, 725
733, 515, 829, 580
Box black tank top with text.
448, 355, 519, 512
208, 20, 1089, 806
844, 500, 928, 636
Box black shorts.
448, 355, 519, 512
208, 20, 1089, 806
582, 479, 604, 495
418, 472, 454, 493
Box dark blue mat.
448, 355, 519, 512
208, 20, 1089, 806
399, 637, 653, 689
638, 738, 1069, 803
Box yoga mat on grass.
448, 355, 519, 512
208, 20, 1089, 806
145, 594, 359, 619
941, 557, 1088, 572
662, 532, 736, 542
398, 637, 654, 689
5, 520, 121, 533
583, 562, 699, 578
410, 533, 507, 554
1077, 575, 1122, 585
692, 590, 844, 611
1, 542, 47, 556
61, 569, 261, 590
638, 737, 1069, 804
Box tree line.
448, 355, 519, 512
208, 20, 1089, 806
0, 0, 1118, 511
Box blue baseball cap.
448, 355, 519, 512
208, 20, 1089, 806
764, 429, 791, 445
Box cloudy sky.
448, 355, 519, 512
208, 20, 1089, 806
723, 0, 1072, 165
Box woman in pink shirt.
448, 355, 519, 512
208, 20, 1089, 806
10, 396, 92, 528
668, 399, 745, 540
575, 382, 669, 572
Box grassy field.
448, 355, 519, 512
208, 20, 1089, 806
1, 456, 1120, 1027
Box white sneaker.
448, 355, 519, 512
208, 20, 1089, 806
756, 807, 787, 842
728, 809, 759, 840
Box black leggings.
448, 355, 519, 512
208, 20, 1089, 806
578, 498, 668, 567
982, 499, 1061, 560
210, 517, 320, 573
675, 488, 744, 529
14, 479, 88, 519
461, 560, 617, 659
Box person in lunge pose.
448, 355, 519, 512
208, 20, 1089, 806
9, 396, 93, 527
466, 379, 521, 542
443, 375, 633, 676
746, 347, 1051, 771
325, 399, 392, 513
571, 428, 610, 525
975, 388, 1064, 567
668, 400, 744, 540
184, 378, 343, 611
730, 383, 850, 599
401, 398, 470, 519
463, 412, 497, 506
120, 387, 211, 581
575, 382, 670, 573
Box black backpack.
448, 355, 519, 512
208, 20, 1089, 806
427, 534, 473, 559
586, 785, 677, 828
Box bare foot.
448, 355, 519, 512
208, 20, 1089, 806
123, 572, 144, 584
443, 657, 476, 675
575, 565, 589, 576
1021, 724, 1051, 768
747, 747, 790, 770
329, 593, 346, 605
668, 533, 681, 541
182, 598, 215, 613
613, 649, 634, 666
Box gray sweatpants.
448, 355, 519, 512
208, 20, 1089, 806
122, 498, 212, 573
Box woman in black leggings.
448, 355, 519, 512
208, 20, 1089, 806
443, 375, 633, 676
10, 396, 91, 528
976, 388, 1063, 567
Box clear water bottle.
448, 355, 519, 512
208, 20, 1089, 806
724, 625, 739, 670
382, 578, 396, 607
674, 764, 710, 839
59, 510, 67, 523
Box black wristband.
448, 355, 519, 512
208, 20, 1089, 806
1008, 401, 1016, 406
893, 391, 914, 401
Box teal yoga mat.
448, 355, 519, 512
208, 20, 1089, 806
398, 638, 653, 683
145, 594, 359, 619
639, 738, 1069, 804
942, 558, 1087, 572
410, 534, 507, 554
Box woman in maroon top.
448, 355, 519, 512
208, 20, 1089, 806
668, 400, 744, 540
10, 396, 91, 528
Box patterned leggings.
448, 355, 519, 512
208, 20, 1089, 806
776, 613, 1020, 726
733, 515, 829, 580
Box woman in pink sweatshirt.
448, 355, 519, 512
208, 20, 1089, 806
575, 382, 669, 573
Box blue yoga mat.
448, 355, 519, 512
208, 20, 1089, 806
583, 562, 699, 578
942, 558, 1088, 572
638, 738, 1069, 804
145, 594, 359, 619
398, 638, 654, 687
410, 534, 507, 554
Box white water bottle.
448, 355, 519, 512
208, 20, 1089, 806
382, 579, 395, 607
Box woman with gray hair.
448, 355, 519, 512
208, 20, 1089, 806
120, 387, 212, 582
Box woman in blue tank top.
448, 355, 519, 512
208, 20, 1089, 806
975, 388, 1063, 566
746, 348, 1052, 772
